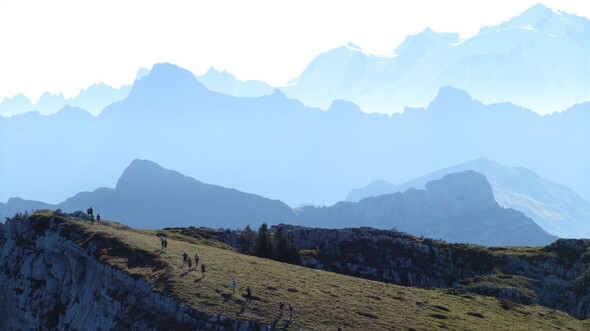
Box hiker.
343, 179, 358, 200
89, 206, 93, 215
279, 301, 284, 316
182, 251, 188, 267
201, 264, 206, 277
164, 239, 168, 251
194, 253, 199, 267
96, 214, 101, 222
160, 237, 165, 250
232, 278, 237, 293
246, 287, 252, 301
338, 326, 342, 331
188, 257, 192, 271
90, 213, 95, 223
288, 304, 294, 321
86, 208, 91, 215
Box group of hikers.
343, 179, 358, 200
181, 250, 207, 276
158, 237, 304, 326
278, 301, 296, 322
86, 206, 100, 223
160, 237, 168, 251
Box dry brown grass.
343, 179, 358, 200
34, 210, 590, 330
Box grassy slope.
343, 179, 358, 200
33, 211, 590, 330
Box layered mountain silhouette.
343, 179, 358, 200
347, 158, 590, 238
1, 63, 588, 209
195, 67, 275, 98
1, 160, 297, 229
298, 170, 557, 246
279, 4, 590, 114
0, 160, 555, 245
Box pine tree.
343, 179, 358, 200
287, 233, 303, 265
238, 225, 256, 254
274, 226, 289, 262
256, 223, 273, 259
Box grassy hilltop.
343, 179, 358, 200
30, 210, 590, 330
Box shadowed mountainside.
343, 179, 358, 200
347, 158, 590, 238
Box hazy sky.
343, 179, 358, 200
1, 0, 589, 101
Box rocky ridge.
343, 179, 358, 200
280, 226, 590, 319
214, 225, 590, 320
0, 212, 269, 330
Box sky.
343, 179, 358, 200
1, 0, 589, 102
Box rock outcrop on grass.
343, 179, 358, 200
274, 225, 590, 319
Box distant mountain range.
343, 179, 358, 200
0, 160, 556, 246
298, 170, 557, 246
3, 4, 588, 118
1, 62, 588, 208
195, 67, 275, 98
279, 4, 590, 114
0, 67, 153, 116
1, 159, 297, 229
347, 158, 590, 238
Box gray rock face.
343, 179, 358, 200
266, 225, 590, 319
0, 214, 267, 330
298, 171, 557, 246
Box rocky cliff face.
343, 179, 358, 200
269, 225, 590, 320
0, 213, 268, 330
297, 171, 557, 246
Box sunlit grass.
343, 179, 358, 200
33, 210, 590, 330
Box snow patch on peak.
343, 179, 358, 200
346, 42, 362, 51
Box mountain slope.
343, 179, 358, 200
1, 210, 588, 329
279, 4, 590, 114
57, 159, 298, 229
346, 158, 590, 238
300, 171, 556, 246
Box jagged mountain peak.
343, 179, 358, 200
122, 63, 209, 106
479, 3, 590, 39
116, 159, 197, 190
394, 27, 460, 55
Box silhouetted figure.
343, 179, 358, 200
96, 214, 101, 223
89, 207, 93, 215
201, 264, 206, 277
182, 251, 188, 267
246, 287, 252, 302
288, 304, 294, 322
90, 213, 95, 223
164, 239, 168, 251
338, 325, 342, 331
188, 257, 192, 271
160, 237, 165, 250
232, 278, 237, 293
279, 301, 284, 316
194, 253, 199, 267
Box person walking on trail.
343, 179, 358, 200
160, 237, 165, 250
194, 253, 199, 267
288, 304, 294, 321
164, 239, 168, 251
246, 287, 252, 302
188, 257, 192, 271
232, 278, 237, 293
89, 206, 93, 216
201, 264, 206, 277
90, 213, 95, 223
182, 251, 188, 267
279, 301, 284, 316
96, 214, 101, 223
